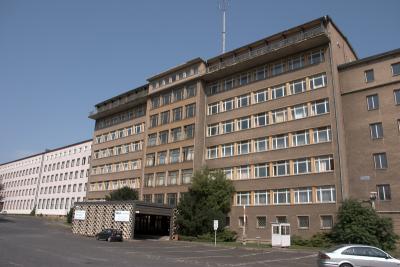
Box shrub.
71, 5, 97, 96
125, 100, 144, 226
105, 186, 138, 201
291, 233, 333, 248
30, 206, 36, 216
66, 208, 73, 224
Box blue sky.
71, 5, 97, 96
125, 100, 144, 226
0, 0, 399, 163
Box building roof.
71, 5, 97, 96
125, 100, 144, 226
94, 84, 148, 108
147, 57, 204, 82
338, 48, 400, 70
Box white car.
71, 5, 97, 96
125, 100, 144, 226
318, 244, 400, 267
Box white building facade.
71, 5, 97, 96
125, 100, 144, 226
0, 154, 44, 214
0, 139, 92, 216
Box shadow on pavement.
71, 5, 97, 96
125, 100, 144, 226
0, 216, 15, 223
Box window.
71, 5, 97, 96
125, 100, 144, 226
185, 103, 196, 118
293, 158, 311, 174
238, 216, 248, 227
271, 85, 286, 99
290, 80, 306, 94
143, 194, 152, 203
292, 130, 310, 146
224, 79, 234, 90
391, 62, 400, 76
256, 216, 267, 228
272, 134, 288, 149
186, 85, 196, 98
367, 94, 379, 110
160, 111, 169, 125
289, 56, 304, 70
155, 173, 165, 186
256, 66, 266, 80
146, 153, 155, 167
157, 151, 167, 165
238, 141, 250, 155
207, 146, 218, 159
272, 108, 287, 123
313, 127, 331, 143
310, 74, 327, 89
272, 62, 284, 76
181, 169, 193, 184
169, 149, 180, 164
222, 98, 234, 111
255, 164, 269, 178
364, 69, 374, 83
312, 99, 329, 115
144, 174, 153, 187
148, 134, 157, 146
162, 93, 171, 105
208, 102, 219, 115
394, 89, 400, 105
173, 88, 183, 102
184, 124, 194, 138
294, 187, 312, 203
254, 113, 268, 127
223, 168, 233, 180
167, 193, 177, 206
309, 50, 324, 64
150, 114, 158, 127
320, 215, 333, 229
172, 107, 182, 122
254, 191, 269, 205
237, 117, 250, 130
273, 189, 290, 204
377, 184, 391, 201
151, 97, 160, 109
292, 104, 308, 119
370, 123, 383, 139
222, 120, 234, 133
237, 94, 250, 108
208, 124, 219, 136
317, 186, 336, 203
315, 156, 334, 172
182, 146, 194, 161
373, 153, 388, 169
240, 73, 249, 85
154, 193, 164, 204
298, 216, 310, 229
236, 192, 250, 205
221, 143, 234, 157
238, 166, 250, 180
273, 161, 289, 176
170, 127, 182, 142
254, 138, 268, 152
254, 90, 268, 103
159, 131, 168, 145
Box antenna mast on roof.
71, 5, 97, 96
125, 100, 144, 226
219, 0, 228, 53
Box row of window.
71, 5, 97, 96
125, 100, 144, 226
41, 169, 89, 184
146, 146, 194, 167
3, 188, 36, 198
364, 62, 400, 83
151, 69, 199, 90
366, 90, 400, 111
148, 124, 195, 146
207, 127, 331, 159
45, 145, 90, 160
39, 183, 86, 195
218, 155, 334, 180
91, 160, 141, 175
1, 166, 40, 179
235, 186, 336, 206
95, 104, 146, 130
235, 214, 334, 230
89, 179, 138, 192
150, 103, 196, 128
207, 73, 327, 115
151, 84, 197, 108
206, 49, 325, 95
207, 99, 330, 137
93, 141, 143, 160
43, 157, 89, 172
143, 192, 178, 206
3, 199, 35, 211
37, 197, 83, 211
3, 177, 38, 189
94, 123, 144, 144
144, 169, 193, 187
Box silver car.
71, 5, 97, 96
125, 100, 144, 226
318, 244, 400, 267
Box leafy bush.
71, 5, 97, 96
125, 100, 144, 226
30, 206, 36, 216
292, 233, 333, 248
105, 186, 138, 201
197, 229, 237, 242
331, 199, 398, 251
66, 208, 73, 224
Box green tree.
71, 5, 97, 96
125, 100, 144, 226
330, 199, 398, 251
176, 168, 235, 237
66, 207, 73, 224
105, 186, 138, 201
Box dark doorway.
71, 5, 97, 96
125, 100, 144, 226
134, 214, 170, 237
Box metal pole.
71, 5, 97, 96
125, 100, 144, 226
222, 9, 226, 53
214, 230, 217, 247
242, 205, 246, 245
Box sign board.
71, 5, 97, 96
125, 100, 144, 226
213, 220, 218, 231
74, 210, 86, 220
115, 210, 130, 222
360, 176, 371, 181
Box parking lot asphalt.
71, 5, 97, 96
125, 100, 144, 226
0, 215, 317, 267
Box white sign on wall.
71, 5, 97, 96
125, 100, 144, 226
74, 210, 86, 220
115, 210, 130, 222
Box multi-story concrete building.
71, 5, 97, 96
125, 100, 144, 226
87, 16, 399, 240
0, 140, 92, 216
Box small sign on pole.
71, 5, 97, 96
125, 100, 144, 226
213, 220, 218, 247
